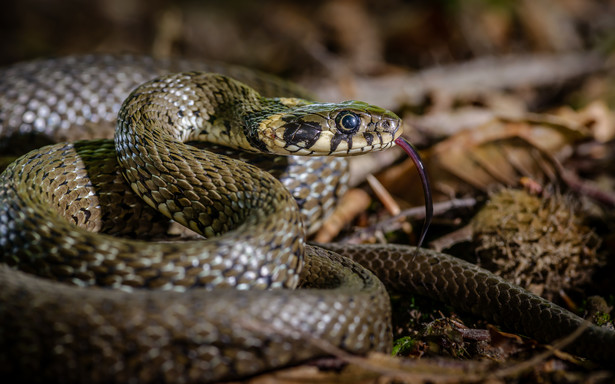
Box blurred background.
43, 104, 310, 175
2, 0, 614, 80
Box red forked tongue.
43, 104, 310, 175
394, 137, 433, 247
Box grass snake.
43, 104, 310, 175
0, 55, 613, 383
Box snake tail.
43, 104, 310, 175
321, 243, 615, 367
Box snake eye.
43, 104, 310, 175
336, 111, 361, 134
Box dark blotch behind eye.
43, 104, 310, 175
282, 121, 322, 150
336, 112, 360, 134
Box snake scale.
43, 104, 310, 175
0, 55, 613, 383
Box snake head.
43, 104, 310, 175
261, 99, 402, 155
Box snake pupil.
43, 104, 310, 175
337, 112, 360, 133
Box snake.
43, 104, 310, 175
0, 55, 613, 383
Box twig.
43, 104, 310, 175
240, 315, 596, 383
560, 168, 615, 207
314, 52, 607, 110
489, 321, 592, 380
342, 197, 477, 243
239, 316, 491, 383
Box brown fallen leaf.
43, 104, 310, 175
553, 100, 615, 143
313, 188, 371, 243
378, 114, 590, 203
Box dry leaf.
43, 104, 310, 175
379, 114, 590, 203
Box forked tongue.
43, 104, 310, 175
394, 137, 432, 247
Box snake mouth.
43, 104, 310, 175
266, 114, 402, 156
275, 124, 401, 156
325, 125, 402, 156
256, 99, 403, 156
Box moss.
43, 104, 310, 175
392, 336, 421, 356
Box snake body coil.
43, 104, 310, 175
0, 55, 613, 383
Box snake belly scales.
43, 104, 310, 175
0, 55, 612, 383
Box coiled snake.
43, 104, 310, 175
0, 55, 612, 383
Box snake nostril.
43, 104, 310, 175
381, 120, 397, 131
